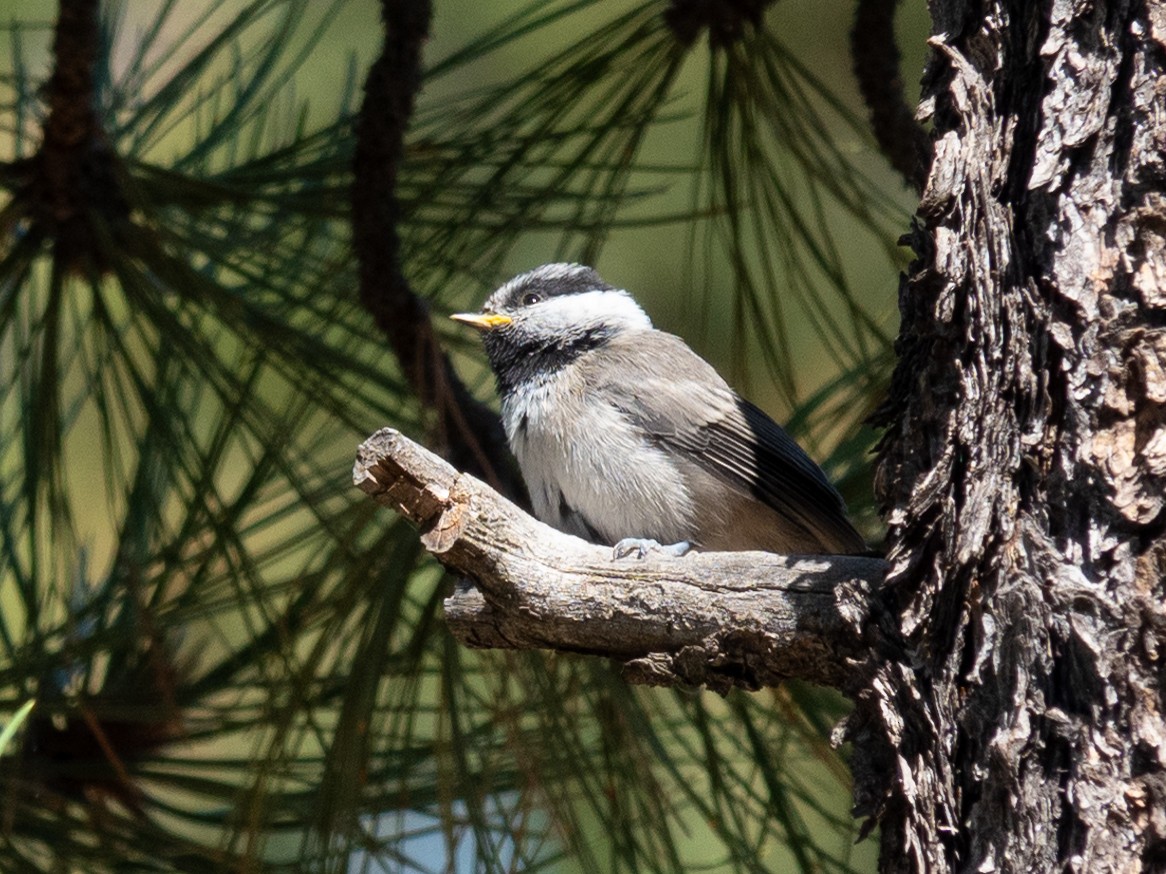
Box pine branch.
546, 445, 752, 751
354, 428, 888, 694
15, 0, 130, 272
352, 0, 520, 497
850, 0, 930, 193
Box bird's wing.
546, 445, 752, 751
585, 331, 864, 553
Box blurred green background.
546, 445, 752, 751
0, 0, 927, 871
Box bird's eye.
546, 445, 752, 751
522, 292, 542, 306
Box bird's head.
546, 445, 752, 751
452, 264, 652, 376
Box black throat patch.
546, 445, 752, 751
487, 326, 612, 398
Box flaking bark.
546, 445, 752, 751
868, 1, 1166, 871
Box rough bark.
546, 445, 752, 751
354, 428, 889, 694
867, 1, 1166, 871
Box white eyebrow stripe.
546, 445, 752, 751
529, 289, 652, 333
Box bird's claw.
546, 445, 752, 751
612, 538, 693, 560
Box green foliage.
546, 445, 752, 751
0, 0, 912, 870
0, 700, 35, 757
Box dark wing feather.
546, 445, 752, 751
585, 332, 864, 553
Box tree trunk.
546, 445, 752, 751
866, 1, 1166, 871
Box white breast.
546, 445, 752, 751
501, 369, 695, 545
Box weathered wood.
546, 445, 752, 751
354, 427, 888, 694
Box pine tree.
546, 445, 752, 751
13, 1, 1157, 872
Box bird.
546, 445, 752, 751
451, 263, 866, 558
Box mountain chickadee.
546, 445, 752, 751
452, 263, 866, 558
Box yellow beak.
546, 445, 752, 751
450, 312, 513, 331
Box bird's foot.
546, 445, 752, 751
612, 538, 693, 560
